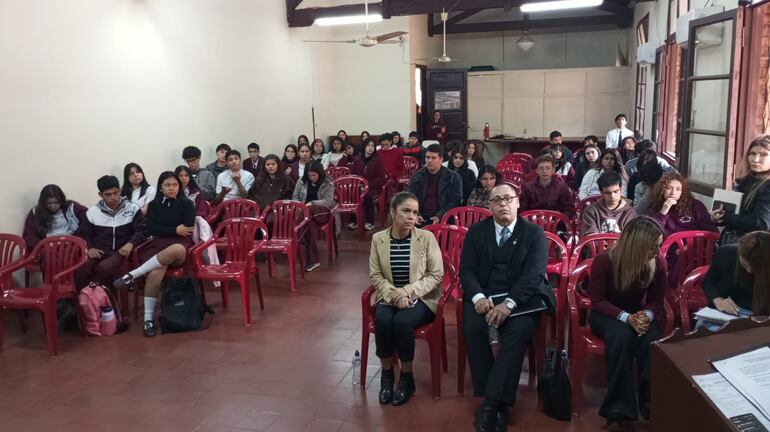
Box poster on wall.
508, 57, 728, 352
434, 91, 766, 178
435, 91, 462, 110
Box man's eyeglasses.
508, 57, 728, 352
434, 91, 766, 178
490, 196, 517, 205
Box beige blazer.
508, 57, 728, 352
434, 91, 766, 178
369, 227, 444, 312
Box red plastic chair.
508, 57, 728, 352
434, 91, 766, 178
544, 232, 570, 349
568, 232, 620, 273
192, 218, 267, 326
520, 210, 574, 253
0, 234, 25, 289
131, 239, 196, 319
573, 195, 602, 233
422, 224, 468, 271
440, 206, 492, 228
317, 203, 339, 264
335, 175, 369, 240
499, 169, 528, 188
326, 165, 350, 181
206, 199, 260, 225
397, 156, 420, 189
374, 178, 398, 227
678, 265, 710, 333
360, 257, 457, 399
502, 181, 521, 195
0, 236, 87, 356
659, 230, 720, 291
257, 201, 310, 291
496, 159, 530, 174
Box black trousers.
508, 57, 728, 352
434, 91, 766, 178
589, 312, 661, 421
75, 252, 126, 290
374, 301, 435, 362
462, 300, 540, 406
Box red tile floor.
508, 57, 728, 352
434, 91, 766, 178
0, 233, 650, 431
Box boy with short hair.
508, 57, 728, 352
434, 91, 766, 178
181, 146, 216, 201
243, 142, 265, 178
207, 143, 231, 176
215, 149, 255, 203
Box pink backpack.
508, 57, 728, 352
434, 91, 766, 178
78, 283, 118, 336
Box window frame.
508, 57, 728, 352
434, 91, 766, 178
634, 15, 651, 137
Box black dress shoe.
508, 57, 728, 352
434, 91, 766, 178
474, 405, 497, 432
143, 320, 157, 337
494, 406, 509, 432
391, 372, 415, 406
379, 369, 395, 405
113, 274, 134, 290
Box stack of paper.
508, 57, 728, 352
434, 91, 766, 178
712, 347, 770, 422
693, 373, 770, 430
694, 307, 747, 324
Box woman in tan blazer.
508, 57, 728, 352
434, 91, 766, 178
369, 192, 444, 407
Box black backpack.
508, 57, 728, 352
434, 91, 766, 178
537, 349, 572, 421
159, 277, 214, 334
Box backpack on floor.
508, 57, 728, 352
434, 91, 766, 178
538, 348, 572, 421
159, 277, 214, 334
78, 283, 120, 336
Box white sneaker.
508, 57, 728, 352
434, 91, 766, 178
364, 223, 375, 231
348, 222, 358, 230
305, 262, 321, 272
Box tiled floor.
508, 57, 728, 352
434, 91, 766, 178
0, 233, 649, 431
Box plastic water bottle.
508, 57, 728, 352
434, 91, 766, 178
523, 128, 528, 139
351, 351, 361, 387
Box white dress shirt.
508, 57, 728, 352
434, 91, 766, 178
604, 127, 634, 149
471, 219, 518, 306
130, 186, 156, 209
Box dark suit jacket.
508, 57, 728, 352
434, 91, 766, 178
460, 217, 555, 313
408, 166, 463, 219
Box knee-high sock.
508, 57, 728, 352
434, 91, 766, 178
129, 256, 162, 279
144, 297, 158, 321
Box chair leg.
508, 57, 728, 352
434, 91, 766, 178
42, 304, 59, 356
0, 308, 5, 352
239, 275, 251, 326
254, 268, 264, 310
326, 227, 333, 264
25, 270, 30, 287
441, 321, 448, 372
360, 328, 370, 388
287, 250, 297, 291
357, 208, 365, 240
457, 304, 466, 395
571, 350, 585, 417
297, 247, 306, 280
17, 310, 26, 334
267, 254, 274, 278
221, 279, 230, 308
428, 333, 442, 400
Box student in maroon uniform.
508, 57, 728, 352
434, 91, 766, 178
175, 166, 209, 218
401, 131, 424, 165
378, 133, 405, 180
23, 185, 88, 253
425, 110, 447, 146
243, 142, 265, 178
338, 142, 365, 176
519, 155, 574, 218
282, 144, 299, 177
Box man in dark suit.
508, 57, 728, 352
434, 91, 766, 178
408, 144, 462, 226
460, 183, 555, 432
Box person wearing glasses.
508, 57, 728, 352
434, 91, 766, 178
459, 183, 554, 432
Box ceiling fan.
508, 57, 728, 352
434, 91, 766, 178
416, 9, 459, 63
303, 0, 408, 48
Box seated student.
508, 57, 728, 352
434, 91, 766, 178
624, 140, 675, 179
631, 151, 664, 215
297, 134, 310, 147
443, 140, 479, 177
181, 146, 217, 201
338, 142, 365, 176
248, 154, 295, 211
702, 231, 770, 317
647, 173, 717, 236
467, 165, 502, 209
519, 155, 574, 218
281, 144, 299, 177
359, 130, 371, 144
292, 161, 336, 272
175, 166, 209, 217
618, 136, 637, 165
546, 144, 575, 187
337, 129, 349, 145
589, 216, 666, 430
327, 136, 345, 167
214, 150, 255, 204
460, 183, 554, 432
409, 144, 463, 226
122, 163, 156, 214
547, 131, 573, 162
401, 131, 424, 165
23, 185, 88, 253
445, 149, 477, 205
571, 135, 599, 165
114, 172, 195, 337
573, 144, 601, 191
579, 149, 628, 199
206, 143, 231, 176
369, 192, 444, 406
392, 131, 403, 148
75, 175, 146, 290
310, 138, 330, 170
290, 143, 312, 182
580, 172, 637, 236
355, 139, 384, 231
605, 113, 634, 150
378, 133, 405, 180
465, 140, 486, 170
243, 142, 265, 178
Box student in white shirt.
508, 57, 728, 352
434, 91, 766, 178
310, 138, 330, 170
604, 113, 635, 149
122, 162, 156, 214
214, 150, 255, 204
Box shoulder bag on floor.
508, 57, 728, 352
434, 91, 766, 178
538, 348, 572, 421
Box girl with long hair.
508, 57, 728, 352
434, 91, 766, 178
574, 144, 601, 191
311, 138, 330, 170
465, 140, 486, 169
445, 149, 476, 205
328, 136, 345, 167
546, 143, 575, 186
631, 150, 664, 214
114, 172, 195, 337
122, 163, 156, 214
425, 110, 447, 145
22, 184, 87, 252
292, 160, 336, 272
356, 138, 385, 231
467, 165, 502, 208
578, 149, 628, 199
589, 216, 667, 429
174, 166, 209, 217
290, 143, 312, 182
297, 134, 310, 147
647, 173, 716, 236
391, 131, 403, 148
248, 154, 295, 210
282, 144, 298, 177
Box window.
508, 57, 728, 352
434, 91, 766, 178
668, 0, 690, 38
682, 12, 737, 192
652, 49, 664, 143
634, 15, 650, 136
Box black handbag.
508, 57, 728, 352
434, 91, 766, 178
537, 349, 572, 421
159, 277, 214, 334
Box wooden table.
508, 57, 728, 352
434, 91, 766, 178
650, 319, 770, 432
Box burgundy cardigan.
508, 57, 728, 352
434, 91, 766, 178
589, 253, 667, 321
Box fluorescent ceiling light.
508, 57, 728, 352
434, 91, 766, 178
521, 0, 602, 13
315, 14, 383, 26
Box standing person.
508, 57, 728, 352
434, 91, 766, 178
574, 144, 601, 191
122, 163, 156, 214
357, 139, 385, 231
446, 149, 477, 205
214, 150, 255, 204
327, 136, 345, 167
281, 144, 299, 177
248, 154, 295, 211
402, 132, 424, 165
291, 143, 312, 182
23, 185, 88, 253
605, 114, 634, 149
589, 216, 667, 430
369, 192, 444, 406
711, 135, 770, 245
579, 149, 628, 199
378, 133, 405, 180
467, 165, 502, 209
409, 144, 463, 226
243, 142, 265, 178
75, 175, 146, 290
113, 172, 196, 337
206, 143, 231, 176
181, 146, 217, 201
292, 161, 336, 272
465, 140, 486, 171
580, 172, 637, 236
425, 110, 447, 146
519, 155, 574, 218
647, 173, 717, 236
311, 138, 330, 170
460, 183, 554, 432
175, 166, 209, 217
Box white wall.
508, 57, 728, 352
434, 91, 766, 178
0, 0, 336, 235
